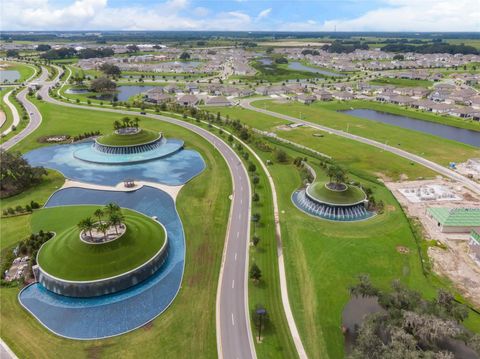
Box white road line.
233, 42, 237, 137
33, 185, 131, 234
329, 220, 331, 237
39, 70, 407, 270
232, 280, 235, 289
231, 313, 235, 326
236, 232, 240, 239
238, 214, 241, 220
235, 252, 237, 261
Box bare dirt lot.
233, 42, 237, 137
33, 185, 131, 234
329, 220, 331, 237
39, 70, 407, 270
386, 178, 480, 308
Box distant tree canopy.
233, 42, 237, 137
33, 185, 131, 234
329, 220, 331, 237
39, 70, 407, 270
6, 49, 19, 58
127, 44, 139, 53
0, 150, 48, 198
35, 44, 51, 51
381, 43, 479, 55
179, 52, 191, 60
349, 276, 478, 359
322, 40, 369, 53
77, 48, 114, 59
274, 57, 288, 64
90, 77, 117, 92
301, 49, 320, 56
393, 54, 405, 60
99, 63, 121, 76
40, 47, 76, 60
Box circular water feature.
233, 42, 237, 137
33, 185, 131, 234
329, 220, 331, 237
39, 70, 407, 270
292, 184, 374, 222
18, 136, 205, 339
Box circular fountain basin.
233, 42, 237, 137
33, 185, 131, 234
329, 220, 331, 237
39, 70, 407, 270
292, 182, 374, 222
73, 138, 184, 165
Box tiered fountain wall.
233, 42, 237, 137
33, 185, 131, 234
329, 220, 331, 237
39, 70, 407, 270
292, 189, 374, 221
93, 136, 165, 154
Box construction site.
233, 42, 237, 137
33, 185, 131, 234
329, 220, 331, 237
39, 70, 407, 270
386, 178, 480, 307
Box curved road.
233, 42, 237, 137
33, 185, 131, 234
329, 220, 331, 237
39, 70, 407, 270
241, 98, 480, 194
0, 67, 49, 151
26, 73, 256, 359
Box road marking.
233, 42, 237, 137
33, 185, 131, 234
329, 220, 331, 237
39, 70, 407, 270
240, 199, 243, 204
232, 280, 235, 289
236, 231, 239, 239
238, 214, 241, 220
231, 313, 235, 326
234, 252, 237, 261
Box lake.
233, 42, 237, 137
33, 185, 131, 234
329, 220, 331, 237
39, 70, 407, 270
0, 70, 20, 82
341, 109, 480, 147
288, 62, 345, 77
94, 85, 157, 102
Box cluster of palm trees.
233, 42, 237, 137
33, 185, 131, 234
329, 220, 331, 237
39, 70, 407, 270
77, 203, 125, 242
113, 117, 140, 131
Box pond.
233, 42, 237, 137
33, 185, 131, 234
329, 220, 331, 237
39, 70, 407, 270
258, 58, 273, 66
0, 70, 20, 82
94, 85, 157, 102
341, 109, 480, 147
342, 295, 479, 358
288, 62, 345, 77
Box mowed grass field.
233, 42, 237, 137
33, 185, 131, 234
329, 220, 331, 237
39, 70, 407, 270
252, 100, 480, 166
211, 106, 437, 181
35, 206, 166, 281
369, 77, 433, 88
253, 146, 480, 359
1, 101, 232, 358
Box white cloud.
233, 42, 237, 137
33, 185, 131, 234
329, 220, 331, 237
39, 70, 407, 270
256, 8, 271, 21
1, 0, 478, 31
318, 0, 480, 32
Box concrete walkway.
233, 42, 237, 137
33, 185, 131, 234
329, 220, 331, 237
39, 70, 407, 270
1, 90, 19, 136
62, 179, 184, 201
0, 338, 18, 359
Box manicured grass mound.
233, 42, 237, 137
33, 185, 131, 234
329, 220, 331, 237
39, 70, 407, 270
96, 129, 160, 146
307, 181, 366, 205
36, 206, 165, 281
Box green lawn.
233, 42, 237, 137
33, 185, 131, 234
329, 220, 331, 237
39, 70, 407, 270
0, 87, 14, 132
240, 60, 322, 82
1, 100, 232, 358
36, 206, 165, 281
214, 106, 437, 181
252, 146, 480, 359
251, 100, 480, 167
307, 182, 365, 204
97, 128, 160, 146
0, 169, 64, 210
370, 77, 433, 88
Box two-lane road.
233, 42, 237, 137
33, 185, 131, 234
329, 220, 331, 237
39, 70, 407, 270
0, 66, 49, 151
37, 81, 256, 359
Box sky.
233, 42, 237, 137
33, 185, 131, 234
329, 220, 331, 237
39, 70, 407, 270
1, 0, 479, 32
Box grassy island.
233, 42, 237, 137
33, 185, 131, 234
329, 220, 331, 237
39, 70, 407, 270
307, 181, 366, 205
36, 206, 166, 281
96, 128, 161, 146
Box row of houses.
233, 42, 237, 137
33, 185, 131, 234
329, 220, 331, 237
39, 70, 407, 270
144, 88, 234, 107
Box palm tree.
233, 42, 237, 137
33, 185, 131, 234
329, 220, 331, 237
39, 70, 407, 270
83, 217, 94, 238
109, 212, 124, 235
334, 166, 347, 185
105, 202, 120, 215
133, 117, 140, 128
97, 222, 110, 241
113, 120, 121, 130
327, 165, 337, 184
94, 208, 104, 224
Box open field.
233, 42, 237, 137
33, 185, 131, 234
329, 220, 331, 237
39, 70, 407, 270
252, 100, 480, 166
213, 106, 437, 181
36, 206, 166, 281
1, 100, 232, 358
251, 144, 480, 359
242, 60, 322, 82
369, 77, 433, 88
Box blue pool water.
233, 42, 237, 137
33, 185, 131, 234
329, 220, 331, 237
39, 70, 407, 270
19, 186, 186, 339
24, 141, 205, 186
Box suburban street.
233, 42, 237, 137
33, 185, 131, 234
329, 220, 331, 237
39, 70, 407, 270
240, 98, 480, 195
33, 78, 256, 359
0, 66, 49, 151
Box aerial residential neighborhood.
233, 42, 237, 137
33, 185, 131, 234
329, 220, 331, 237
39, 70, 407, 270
0, 1, 479, 359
